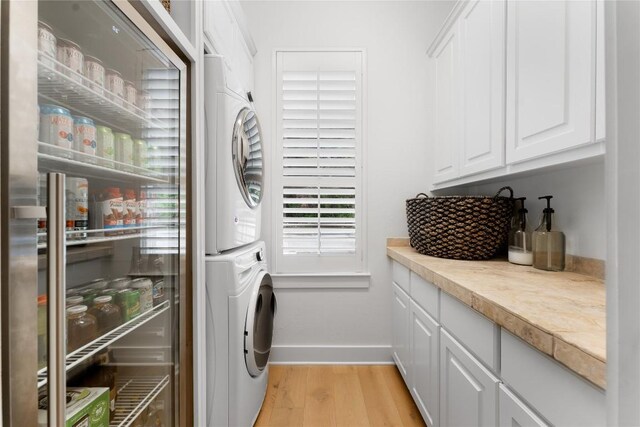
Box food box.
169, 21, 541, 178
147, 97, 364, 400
38, 387, 110, 427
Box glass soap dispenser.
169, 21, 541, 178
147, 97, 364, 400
532, 195, 566, 271
508, 197, 533, 265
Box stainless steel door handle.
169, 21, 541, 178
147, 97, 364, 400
47, 173, 66, 426
10, 205, 46, 219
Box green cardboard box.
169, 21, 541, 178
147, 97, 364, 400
38, 387, 110, 427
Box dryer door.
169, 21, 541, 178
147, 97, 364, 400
245, 271, 276, 377
232, 107, 264, 209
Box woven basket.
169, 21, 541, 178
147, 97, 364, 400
406, 186, 514, 260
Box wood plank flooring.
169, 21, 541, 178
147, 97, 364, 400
254, 365, 426, 427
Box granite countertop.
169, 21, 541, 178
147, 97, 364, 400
387, 239, 606, 389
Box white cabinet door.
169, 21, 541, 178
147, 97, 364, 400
392, 282, 411, 385
433, 24, 460, 183
458, 0, 506, 176
440, 329, 499, 427
203, 0, 236, 63
499, 385, 549, 427
506, 0, 597, 164
411, 301, 440, 427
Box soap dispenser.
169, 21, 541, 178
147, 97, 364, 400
532, 196, 565, 271
508, 197, 533, 265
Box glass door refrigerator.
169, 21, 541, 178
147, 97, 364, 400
1, 0, 189, 425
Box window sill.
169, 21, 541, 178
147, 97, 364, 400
270, 273, 371, 289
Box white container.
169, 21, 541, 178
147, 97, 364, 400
39, 104, 74, 151
508, 249, 534, 266
65, 177, 88, 240
37, 21, 57, 68
105, 69, 124, 105
124, 81, 137, 111
84, 55, 105, 94
130, 278, 153, 313
114, 132, 134, 168
73, 116, 97, 157
56, 38, 83, 83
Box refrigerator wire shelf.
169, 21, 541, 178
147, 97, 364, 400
37, 57, 170, 134
37, 141, 170, 184
37, 300, 170, 389
111, 375, 170, 427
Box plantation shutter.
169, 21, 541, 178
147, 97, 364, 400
275, 51, 364, 273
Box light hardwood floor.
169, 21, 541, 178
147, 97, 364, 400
254, 365, 426, 427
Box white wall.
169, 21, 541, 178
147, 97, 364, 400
242, 0, 453, 362
466, 161, 606, 260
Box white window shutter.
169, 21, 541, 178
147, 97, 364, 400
275, 51, 364, 273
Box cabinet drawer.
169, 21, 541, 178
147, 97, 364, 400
440, 291, 499, 372
501, 330, 605, 427
410, 271, 439, 321
499, 384, 549, 427
392, 261, 411, 293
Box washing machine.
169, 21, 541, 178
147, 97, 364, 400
206, 241, 276, 427
204, 54, 264, 254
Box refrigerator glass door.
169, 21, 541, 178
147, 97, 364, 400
33, 1, 186, 425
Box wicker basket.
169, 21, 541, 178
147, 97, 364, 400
406, 187, 514, 260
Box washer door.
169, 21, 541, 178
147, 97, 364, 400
232, 107, 264, 209
245, 271, 276, 377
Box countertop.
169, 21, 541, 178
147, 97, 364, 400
387, 239, 606, 389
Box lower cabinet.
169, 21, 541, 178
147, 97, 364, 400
410, 301, 440, 427
392, 282, 411, 384
499, 385, 549, 427
440, 329, 500, 427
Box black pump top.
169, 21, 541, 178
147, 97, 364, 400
515, 197, 528, 230
538, 195, 554, 231
515, 197, 528, 213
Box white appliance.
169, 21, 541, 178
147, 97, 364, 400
204, 54, 264, 254
206, 241, 276, 427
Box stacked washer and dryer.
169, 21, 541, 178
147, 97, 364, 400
204, 55, 275, 427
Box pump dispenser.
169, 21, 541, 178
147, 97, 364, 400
532, 196, 565, 271
508, 197, 533, 265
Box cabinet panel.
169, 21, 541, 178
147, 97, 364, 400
393, 261, 411, 293
499, 385, 549, 427
506, 0, 596, 163
433, 25, 460, 183
392, 282, 411, 384
410, 272, 439, 321
440, 329, 499, 427
411, 301, 440, 427
459, 0, 506, 176
501, 330, 606, 426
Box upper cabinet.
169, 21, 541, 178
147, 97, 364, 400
459, 0, 506, 176
428, 0, 605, 188
433, 24, 460, 183
203, 0, 256, 93
506, 0, 596, 163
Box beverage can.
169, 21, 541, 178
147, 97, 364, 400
84, 55, 105, 94
152, 279, 165, 306
39, 104, 74, 151
105, 68, 124, 105
133, 139, 148, 169
78, 288, 98, 307
137, 90, 151, 112
115, 133, 134, 168
73, 116, 97, 157
56, 38, 83, 83
130, 278, 153, 313
65, 177, 89, 240
137, 189, 147, 226
37, 21, 57, 68
100, 289, 118, 298
100, 187, 124, 235
116, 289, 141, 322
96, 126, 115, 161
124, 81, 138, 111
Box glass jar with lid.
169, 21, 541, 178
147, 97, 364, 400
88, 295, 121, 335
66, 305, 98, 353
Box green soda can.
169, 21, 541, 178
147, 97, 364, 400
116, 288, 141, 322
133, 139, 147, 169
96, 126, 115, 161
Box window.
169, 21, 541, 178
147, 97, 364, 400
274, 50, 365, 274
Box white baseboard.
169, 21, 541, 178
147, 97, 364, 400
269, 345, 393, 364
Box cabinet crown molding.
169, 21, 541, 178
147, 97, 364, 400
426, 0, 467, 57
